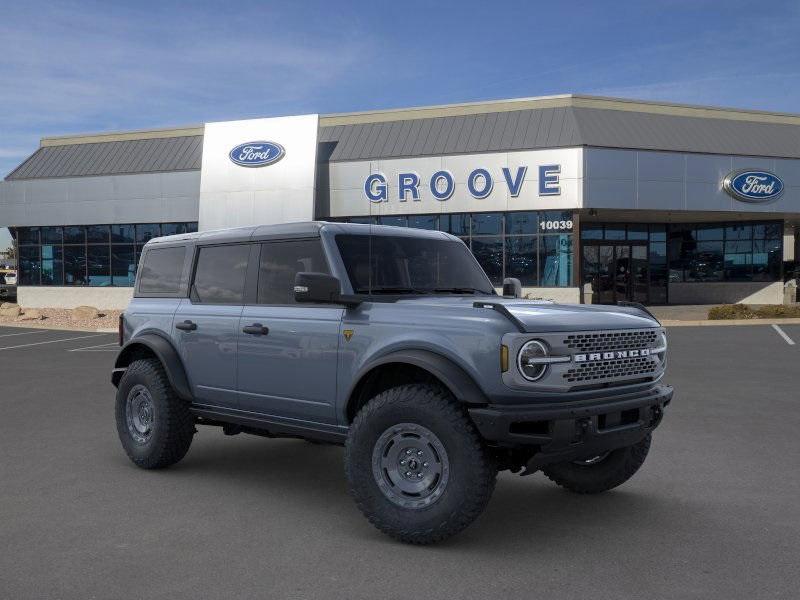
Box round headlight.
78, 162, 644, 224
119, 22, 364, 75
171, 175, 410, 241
517, 340, 549, 381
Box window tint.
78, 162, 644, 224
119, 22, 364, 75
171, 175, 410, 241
192, 244, 249, 304
258, 240, 329, 304
335, 234, 494, 294
139, 247, 186, 294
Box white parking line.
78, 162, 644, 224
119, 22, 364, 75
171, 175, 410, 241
771, 324, 795, 346
68, 341, 120, 352
0, 333, 107, 351
0, 330, 49, 339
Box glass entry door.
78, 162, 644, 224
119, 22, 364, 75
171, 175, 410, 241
583, 242, 649, 304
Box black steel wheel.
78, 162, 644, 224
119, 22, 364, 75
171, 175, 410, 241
371, 422, 450, 510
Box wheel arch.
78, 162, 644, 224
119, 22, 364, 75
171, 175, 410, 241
345, 349, 489, 423
113, 333, 192, 401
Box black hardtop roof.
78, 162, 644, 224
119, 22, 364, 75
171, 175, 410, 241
144, 221, 456, 248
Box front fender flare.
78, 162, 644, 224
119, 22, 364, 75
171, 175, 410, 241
349, 348, 489, 406
112, 333, 192, 401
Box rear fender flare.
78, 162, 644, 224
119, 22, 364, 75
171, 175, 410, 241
113, 333, 192, 401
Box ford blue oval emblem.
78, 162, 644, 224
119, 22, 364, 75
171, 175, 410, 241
723, 169, 784, 203
229, 141, 285, 167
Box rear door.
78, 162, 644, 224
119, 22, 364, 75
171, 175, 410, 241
236, 238, 343, 424
173, 243, 253, 408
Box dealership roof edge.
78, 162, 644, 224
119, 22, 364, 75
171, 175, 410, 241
319, 94, 800, 127
35, 94, 800, 148
8, 94, 800, 181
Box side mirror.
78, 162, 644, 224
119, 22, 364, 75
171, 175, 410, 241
294, 272, 342, 304
502, 277, 522, 298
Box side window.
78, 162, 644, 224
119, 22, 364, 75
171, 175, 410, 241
192, 244, 250, 304
258, 239, 329, 304
138, 246, 186, 294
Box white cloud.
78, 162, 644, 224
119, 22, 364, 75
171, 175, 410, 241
0, 2, 373, 175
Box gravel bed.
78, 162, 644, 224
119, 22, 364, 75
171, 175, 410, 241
0, 308, 122, 331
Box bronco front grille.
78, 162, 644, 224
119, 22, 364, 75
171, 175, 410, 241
563, 330, 659, 353
563, 356, 658, 383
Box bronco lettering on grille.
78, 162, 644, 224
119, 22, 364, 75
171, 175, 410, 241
574, 348, 651, 362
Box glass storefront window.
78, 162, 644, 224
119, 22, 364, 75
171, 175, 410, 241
339, 212, 575, 288
111, 225, 135, 243
506, 212, 537, 235
86, 225, 110, 243
17, 227, 40, 245
408, 215, 438, 230
64, 226, 85, 244
41, 245, 63, 285
161, 223, 195, 236
505, 237, 537, 285
64, 246, 87, 285
349, 216, 376, 225
667, 220, 782, 283
111, 246, 137, 286
696, 225, 723, 241
19, 246, 40, 285
14, 222, 197, 287
471, 213, 503, 236
439, 214, 470, 236
725, 223, 752, 240
41, 227, 63, 245
471, 237, 503, 285
540, 235, 572, 287
378, 216, 407, 227
136, 224, 161, 244
627, 224, 648, 240
604, 224, 626, 240
753, 222, 782, 239
649, 224, 667, 242
581, 224, 603, 239
87, 246, 111, 286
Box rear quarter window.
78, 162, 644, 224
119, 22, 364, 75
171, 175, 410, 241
138, 246, 186, 294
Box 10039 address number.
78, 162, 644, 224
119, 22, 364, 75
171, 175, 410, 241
539, 220, 573, 232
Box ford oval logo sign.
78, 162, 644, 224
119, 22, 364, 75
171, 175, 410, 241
229, 141, 285, 167
723, 169, 784, 203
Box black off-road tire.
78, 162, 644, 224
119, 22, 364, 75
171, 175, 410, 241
542, 434, 652, 494
115, 358, 195, 469
345, 383, 497, 545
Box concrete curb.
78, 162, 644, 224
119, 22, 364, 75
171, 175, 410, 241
0, 321, 117, 333
661, 317, 800, 327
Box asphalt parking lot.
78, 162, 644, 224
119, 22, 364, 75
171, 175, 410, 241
1, 324, 799, 600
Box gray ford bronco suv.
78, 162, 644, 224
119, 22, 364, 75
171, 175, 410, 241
113, 222, 672, 544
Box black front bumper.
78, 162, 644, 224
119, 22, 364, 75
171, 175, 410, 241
469, 384, 673, 467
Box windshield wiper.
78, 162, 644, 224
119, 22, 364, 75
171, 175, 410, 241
354, 286, 427, 295
433, 287, 493, 295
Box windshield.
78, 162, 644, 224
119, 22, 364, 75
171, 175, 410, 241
335, 234, 496, 295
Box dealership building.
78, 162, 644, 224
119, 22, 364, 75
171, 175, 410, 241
1, 93, 799, 309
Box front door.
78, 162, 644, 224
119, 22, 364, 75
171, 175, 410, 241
173, 243, 252, 408
583, 242, 649, 304
236, 239, 343, 424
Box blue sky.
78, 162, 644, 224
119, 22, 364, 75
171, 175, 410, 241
1, 0, 799, 249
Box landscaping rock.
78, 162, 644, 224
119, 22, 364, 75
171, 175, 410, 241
72, 305, 100, 320
0, 305, 22, 317
17, 309, 43, 321
0, 302, 18, 309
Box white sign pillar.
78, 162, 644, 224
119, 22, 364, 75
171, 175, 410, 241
198, 114, 319, 230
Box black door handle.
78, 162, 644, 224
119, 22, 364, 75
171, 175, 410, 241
175, 320, 197, 331
242, 323, 269, 335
